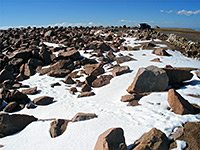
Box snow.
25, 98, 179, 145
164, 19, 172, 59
172, 140, 187, 150
1, 38, 200, 150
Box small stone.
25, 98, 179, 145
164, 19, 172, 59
27, 104, 37, 109
33, 96, 54, 105
71, 112, 97, 122
64, 76, 75, 84
77, 92, 95, 98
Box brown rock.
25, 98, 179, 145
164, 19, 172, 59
16, 73, 29, 81
0, 113, 37, 138
3, 101, 18, 112
76, 80, 85, 87
33, 96, 54, 105
48, 69, 70, 77
152, 48, 171, 56
92, 75, 113, 88
27, 104, 37, 109
71, 112, 97, 122
77, 92, 95, 98
20, 63, 35, 77
196, 72, 200, 79
85, 75, 97, 86
94, 127, 127, 150
168, 89, 194, 115
69, 87, 78, 95
106, 50, 115, 62
98, 42, 111, 51
50, 119, 69, 138
84, 63, 105, 77
163, 65, 193, 85
170, 122, 200, 150
116, 56, 137, 64
112, 66, 130, 76
59, 50, 80, 60
0, 69, 14, 83
131, 128, 169, 150
127, 65, 169, 93
5, 89, 30, 105
51, 82, 61, 88
22, 86, 38, 95
121, 93, 147, 102
127, 100, 140, 106
64, 76, 75, 84
81, 84, 91, 92
150, 58, 160, 62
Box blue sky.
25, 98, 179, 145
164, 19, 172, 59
0, 0, 200, 29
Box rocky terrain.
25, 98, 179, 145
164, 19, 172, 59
0, 25, 200, 150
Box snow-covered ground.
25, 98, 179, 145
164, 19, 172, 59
1, 38, 200, 150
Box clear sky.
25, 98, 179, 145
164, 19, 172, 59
0, 0, 200, 29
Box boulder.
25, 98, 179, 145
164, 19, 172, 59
0, 113, 37, 138
127, 100, 140, 106
112, 66, 130, 76
7, 49, 31, 60
84, 63, 105, 77
71, 112, 97, 122
69, 87, 78, 95
150, 58, 160, 62
27, 58, 45, 69
22, 86, 38, 95
94, 127, 127, 150
51, 82, 61, 88
98, 42, 111, 51
131, 128, 169, 150
27, 104, 37, 109
20, 63, 35, 77
5, 90, 30, 105
59, 50, 80, 60
39, 48, 51, 65
50, 119, 69, 138
163, 65, 193, 85
92, 75, 113, 88
152, 48, 171, 56
106, 50, 115, 62
33, 96, 54, 105
168, 89, 194, 115
64, 76, 75, 84
116, 56, 137, 64
48, 69, 70, 77
121, 93, 147, 102
44, 30, 55, 37
81, 84, 91, 92
127, 65, 169, 93
0, 69, 14, 83
3, 101, 18, 112
78, 92, 95, 98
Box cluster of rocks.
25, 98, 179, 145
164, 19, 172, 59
167, 34, 200, 59
94, 121, 200, 150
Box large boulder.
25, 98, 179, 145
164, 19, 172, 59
127, 66, 169, 93
92, 75, 113, 88
168, 89, 194, 115
163, 65, 193, 85
50, 119, 69, 138
0, 113, 37, 138
97, 42, 111, 51
131, 128, 169, 150
94, 127, 127, 150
